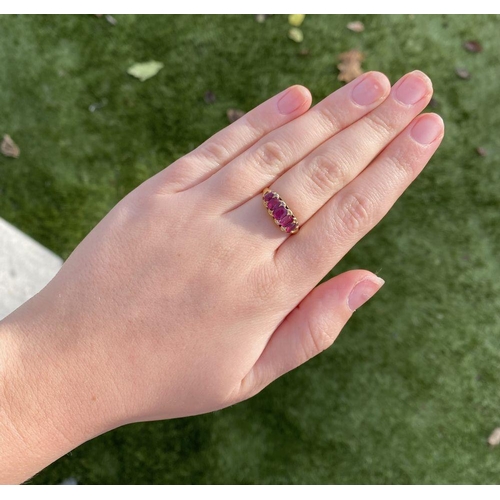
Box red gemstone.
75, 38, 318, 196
263, 191, 275, 202
280, 214, 294, 226
285, 222, 298, 233
273, 206, 287, 221
267, 198, 281, 210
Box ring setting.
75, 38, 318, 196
262, 188, 300, 234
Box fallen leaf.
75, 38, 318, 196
338, 49, 365, 83
347, 21, 364, 32
204, 91, 216, 104
455, 67, 470, 80
127, 61, 164, 82
463, 40, 482, 53
1, 135, 20, 158
288, 27, 304, 43
488, 428, 500, 446
89, 99, 108, 112
288, 14, 305, 27
105, 14, 117, 25
227, 109, 245, 123
476, 146, 487, 156
255, 14, 271, 23
60, 477, 78, 485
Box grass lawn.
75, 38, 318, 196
1, 14, 500, 484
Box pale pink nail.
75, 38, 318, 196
277, 87, 306, 115
348, 276, 385, 311
395, 71, 430, 105
410, 114, 444, 145
351, 75, 386, 106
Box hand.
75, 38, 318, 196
0, 70, 443, 483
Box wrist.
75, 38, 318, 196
0, 291, 123, 483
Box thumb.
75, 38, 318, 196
242, 270, 384, 398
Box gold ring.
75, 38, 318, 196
262, 188, 300, 234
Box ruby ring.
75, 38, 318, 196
262, 188, 300, 234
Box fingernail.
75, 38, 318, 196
348, 276, 385, 312
410, 114, 443, 145
351, 74, 386, 106
395, 71, 430, 105
277, 86, 307, 115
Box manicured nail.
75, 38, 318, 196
348, 276, 385, 311
410, 114, 444, 144
395, 71, 430, 105
277, 86, 307, 114
351, 74, 386, 106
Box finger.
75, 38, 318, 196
198, 72, 391, 210
265, 70, 432, 231
157, 85, 312, 192
239, 270, 384, 397
277, 113, 444, 291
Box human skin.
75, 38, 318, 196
0, 70, 443, 484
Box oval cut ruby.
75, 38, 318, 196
273, 206, 287, 221
263, 191, 275, 202
280, 214, 294, 226
267, 198, 281, 210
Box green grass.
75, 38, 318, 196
1, 14, 500, 484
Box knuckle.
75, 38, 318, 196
364, 111, 393, 140
317, 104, 341, 133
242, 112, 267, 140
303, 314, 335, 360
385, 150, 416, 182
200, 141, 230, 166
307, 154, 348, 195
159, 159, 191, 191
254, 140, 287, 170
336, 192, 373, 235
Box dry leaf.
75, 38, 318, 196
1, 135, 20, 158
476, 146, 487, 157
455, 67, 470, 80
288, 14, 305, 27
463, 40, 482, 53
89, 99, 108, 112
255, 14, 271, 23
60, 477, 78, 485
227, 109, 245, 123
127, 61, 164, 82
204, 91, 216, 104
338, 49, 365, 83
488, 428, 500, 446
288, 28, 304, 43
347, 21, 364, 32
105, 14, 117, 25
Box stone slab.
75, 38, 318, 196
0, 218, 63, 320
